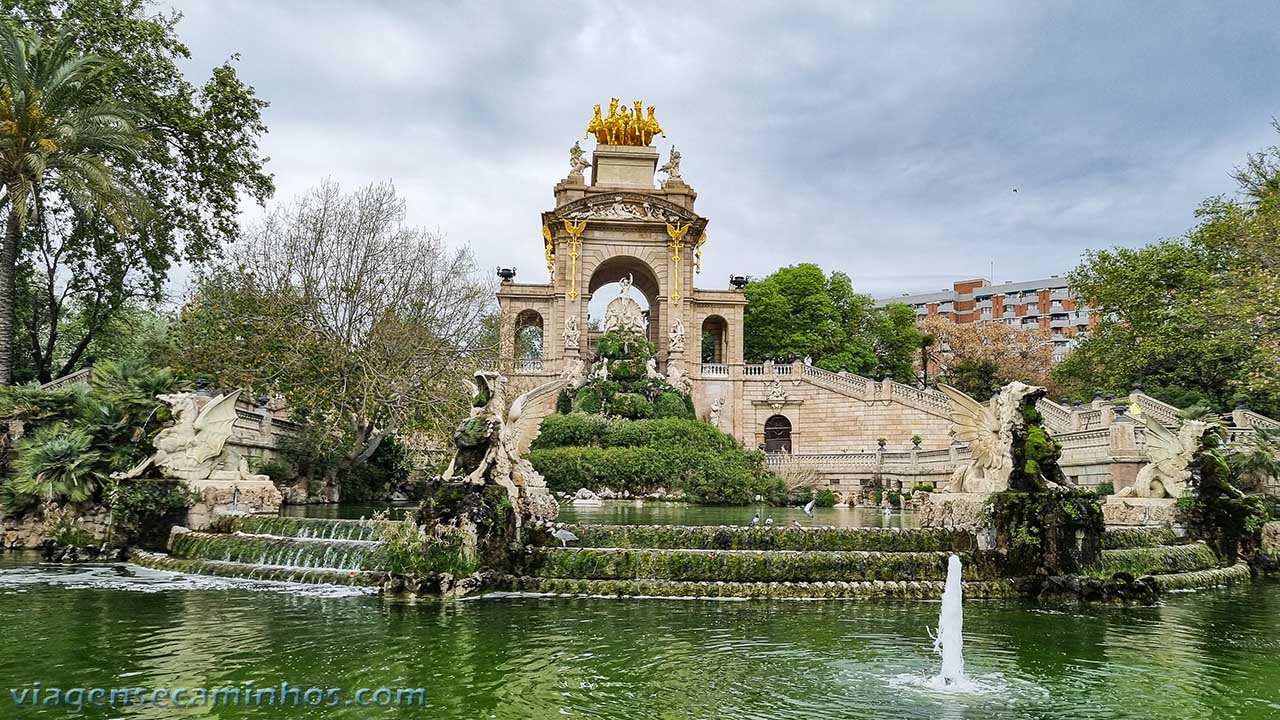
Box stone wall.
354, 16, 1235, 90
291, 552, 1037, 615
1, 503, 111, 549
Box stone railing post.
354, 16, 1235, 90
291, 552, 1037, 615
1107, 411, 1143, 493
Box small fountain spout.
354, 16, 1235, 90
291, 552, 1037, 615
933, 554, 965, 687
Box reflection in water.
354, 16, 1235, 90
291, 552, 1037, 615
2, 555, 1279, 719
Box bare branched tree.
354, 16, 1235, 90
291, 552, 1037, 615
175, 180, 495, 478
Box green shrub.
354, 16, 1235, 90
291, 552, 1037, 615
595, 330, 654, 361
254, 457, 296, 483
555, 390, 573, 415
910, 482, 935, 494
342, 437, 412, 503
652, 392, 693, 419
534, 415, 740, 454
572, 387, 602, 414
0, 383, 84, 426
535, 413, 607, 447
110, 479, 195, 548
609, 392, 654, 419
1094, 481, 1115, 496
9, 425, 104, 505
609, 359, 646, 382
530, 444, 783, 505
815, 488, 836, 507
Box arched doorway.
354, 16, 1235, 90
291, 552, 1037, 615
586, 255, 662, 348
764, 414, 792, 454
701, 315, 727, 363
514, 309, 544, 369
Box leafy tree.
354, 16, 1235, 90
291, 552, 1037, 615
0, 18, 150, 383
1054, 122, 1280, 417
3, 0, 273, 383
742, 263, 920, 381
170, 181, 494, 488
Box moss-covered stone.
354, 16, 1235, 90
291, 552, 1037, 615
1101, 526, 1178, 550
522, 547, 1004, 583
548, 524, 976, 553
1094, 542, 1219, 577
987, 489, 1103, 576
497, 575, 1020, 600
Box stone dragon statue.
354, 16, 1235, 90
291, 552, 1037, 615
1117, 417, 1212, 499
940, 381, 1063, 493
115, 390, 263, 484
442, 370, 566, 526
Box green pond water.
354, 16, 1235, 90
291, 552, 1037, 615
284, 501, 918, 528
2, 555, 1279, 719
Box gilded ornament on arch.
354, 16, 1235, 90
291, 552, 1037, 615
563, 219, 587, 302
666, 222, 691, 304
542, 224, 555, 280
584, 98, 665, 147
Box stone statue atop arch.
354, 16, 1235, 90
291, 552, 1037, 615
602, 274, 647, 335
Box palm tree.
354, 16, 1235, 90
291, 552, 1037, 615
0, 22, 149, 384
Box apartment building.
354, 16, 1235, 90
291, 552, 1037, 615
879, 277, 1100, 362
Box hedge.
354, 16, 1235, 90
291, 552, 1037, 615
535, 414, 738, 453
530, 444, 783, 504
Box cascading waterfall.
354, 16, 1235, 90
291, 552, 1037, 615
165, 520, 389, 584
931, 554, 966, 688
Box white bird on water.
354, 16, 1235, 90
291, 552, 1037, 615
765, 516, 774, 527
750, 512, 760, 528
802, 498, 816, 518
792, 520, 803, 528
551, 528, 579, 547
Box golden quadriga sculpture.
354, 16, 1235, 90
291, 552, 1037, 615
585, 98, 665, 146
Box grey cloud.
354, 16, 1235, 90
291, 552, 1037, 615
168, 0, 1280, 297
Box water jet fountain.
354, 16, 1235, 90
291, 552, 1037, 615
932, 554, 965, 688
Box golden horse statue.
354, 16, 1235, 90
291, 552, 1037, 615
585, 99, 664, 147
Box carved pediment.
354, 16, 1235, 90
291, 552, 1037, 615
552, 192, 699, 225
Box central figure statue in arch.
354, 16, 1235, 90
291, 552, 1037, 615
601, 274, 647, 335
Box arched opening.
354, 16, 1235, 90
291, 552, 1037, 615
764, 414, 792, 454
586, 255, 662, 348
514, 309, 544, 367
701, 315, 727, 364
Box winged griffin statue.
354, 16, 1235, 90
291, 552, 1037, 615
442, 370, 566, 524
1116, 417, 1212, 499
940, 381, 1063, 493
115, 390, 263, 483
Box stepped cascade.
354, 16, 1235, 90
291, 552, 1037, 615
131, 518, 1249, 600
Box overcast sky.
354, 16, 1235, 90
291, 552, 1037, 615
167, 1, 1279, 299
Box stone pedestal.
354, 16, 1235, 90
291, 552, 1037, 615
919, 492, 989, 531
591, 144, 659, 188
186, 477, 282, 530
1103, 496, 1178, 527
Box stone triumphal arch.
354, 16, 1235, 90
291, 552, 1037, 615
497, 101, 959, 470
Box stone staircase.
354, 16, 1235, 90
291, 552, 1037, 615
129, 517, 1251, 599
